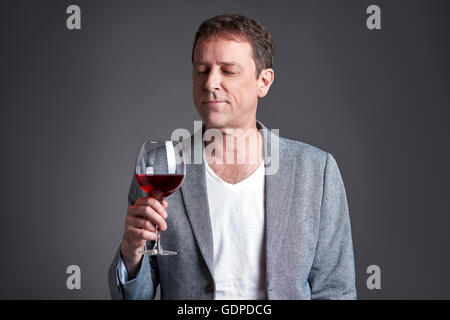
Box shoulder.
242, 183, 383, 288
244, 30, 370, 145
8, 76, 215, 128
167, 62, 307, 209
278, 137, 344, 186
278, 136, 330, 166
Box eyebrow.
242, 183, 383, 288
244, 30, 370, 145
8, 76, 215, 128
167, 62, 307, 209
193, 61, 244, 68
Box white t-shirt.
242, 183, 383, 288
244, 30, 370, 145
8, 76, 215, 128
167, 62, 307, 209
204, 152, 267, 300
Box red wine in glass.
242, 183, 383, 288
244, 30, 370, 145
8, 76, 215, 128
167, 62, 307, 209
136, 174, 185, 201
135, 140, 186, 256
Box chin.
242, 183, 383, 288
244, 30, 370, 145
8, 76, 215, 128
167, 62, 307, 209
201, 113, 229, 129
204, 119, 226, 130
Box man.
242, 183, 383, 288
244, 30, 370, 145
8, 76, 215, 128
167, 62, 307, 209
108, 13, 356, 300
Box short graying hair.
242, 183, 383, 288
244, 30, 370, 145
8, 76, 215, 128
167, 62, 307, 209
192, 13, 275, 77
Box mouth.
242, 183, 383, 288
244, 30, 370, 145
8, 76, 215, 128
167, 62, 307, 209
202, 101, 226, 104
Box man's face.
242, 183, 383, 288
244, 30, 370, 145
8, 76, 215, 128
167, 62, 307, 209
192, 36, 260, 130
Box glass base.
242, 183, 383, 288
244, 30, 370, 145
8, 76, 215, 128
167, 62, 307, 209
139, 249, 177, 256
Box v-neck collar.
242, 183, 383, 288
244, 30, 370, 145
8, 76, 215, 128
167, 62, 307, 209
203, 150, 265, 188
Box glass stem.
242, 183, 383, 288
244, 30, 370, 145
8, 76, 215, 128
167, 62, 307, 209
151, 199, 164, 253
153, 225, 162, 252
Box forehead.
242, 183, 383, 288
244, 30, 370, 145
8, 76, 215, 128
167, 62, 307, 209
193, 36, 254, 66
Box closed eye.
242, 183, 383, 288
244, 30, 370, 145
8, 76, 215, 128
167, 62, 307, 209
194, 69, 238, 75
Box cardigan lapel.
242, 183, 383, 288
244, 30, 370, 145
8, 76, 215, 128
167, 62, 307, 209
257, 122, 293, 278
180, 127, 215, 278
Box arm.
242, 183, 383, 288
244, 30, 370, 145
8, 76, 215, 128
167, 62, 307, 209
108, 242, 158, 300
108, 174, 160, 300
308, 153, 357, 300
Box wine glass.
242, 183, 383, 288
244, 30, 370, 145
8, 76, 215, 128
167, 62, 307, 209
135, 140, 186, 256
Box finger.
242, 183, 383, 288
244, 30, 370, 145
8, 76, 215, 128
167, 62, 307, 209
135, 196, 163, 206
126, 225, 156, 242
138, 206, 167, 230
135, 197, 168, 218
125, 215, 156, 232
128, 203, 168, 223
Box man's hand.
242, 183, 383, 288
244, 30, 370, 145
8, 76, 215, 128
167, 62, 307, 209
120, 197, 168, 279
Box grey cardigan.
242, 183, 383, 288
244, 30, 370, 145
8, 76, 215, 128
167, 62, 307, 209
108, 120, 356, 300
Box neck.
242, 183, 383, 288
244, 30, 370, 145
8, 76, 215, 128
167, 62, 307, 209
204, 122, 263, 166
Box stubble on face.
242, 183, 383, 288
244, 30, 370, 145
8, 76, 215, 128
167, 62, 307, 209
192, 36, 260, 132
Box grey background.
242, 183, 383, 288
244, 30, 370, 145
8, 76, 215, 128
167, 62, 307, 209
1, 0, 449, 299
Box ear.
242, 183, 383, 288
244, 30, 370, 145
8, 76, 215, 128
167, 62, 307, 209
257, 68, 275, 98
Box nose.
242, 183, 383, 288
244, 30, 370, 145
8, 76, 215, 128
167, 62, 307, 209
204, 67, 221, 92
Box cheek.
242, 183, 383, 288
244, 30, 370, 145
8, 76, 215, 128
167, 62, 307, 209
226, 78, 258, 103
223, 79, 245, 99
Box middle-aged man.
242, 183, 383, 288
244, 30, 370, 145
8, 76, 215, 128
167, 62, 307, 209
108, 13, 356, 300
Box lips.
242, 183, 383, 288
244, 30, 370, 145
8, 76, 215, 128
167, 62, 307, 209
203, 101, 225, 104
